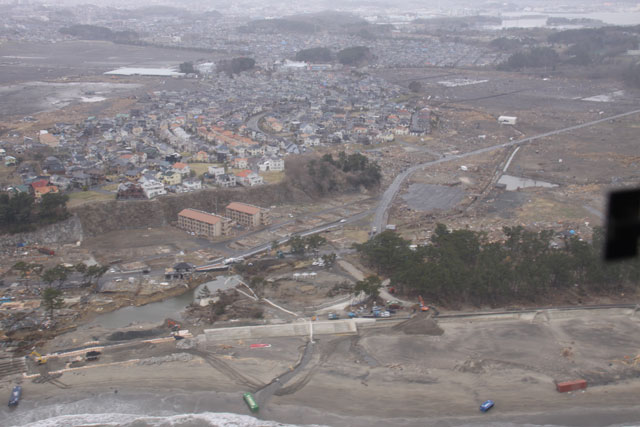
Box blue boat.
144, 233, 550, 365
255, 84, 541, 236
8, 385, 21, 407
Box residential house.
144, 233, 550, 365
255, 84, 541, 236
50, 174, 71, 191
159, 171, 182, 186
195, 151, 209, 162
258, 156, 284, 172
140, 178, 167, 199
234, 170, 264, 187
232, 157, 248, 169
216, 173, 236, 188
42, 156, 65, 175
71, 171, 91, 188
208, 165, 225, 177
116, 182, 145, 199
182, 179, 202, 191
34, 185, 59, 200
172, 162, 191, 176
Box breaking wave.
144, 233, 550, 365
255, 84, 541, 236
20, 412, 326, 427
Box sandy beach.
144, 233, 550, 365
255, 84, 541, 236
3, 308, 640, 427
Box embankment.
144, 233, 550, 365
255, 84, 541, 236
0, 215, 84, 248
72, 182, 309, 237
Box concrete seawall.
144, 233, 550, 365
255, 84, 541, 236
204, 319, 364, 341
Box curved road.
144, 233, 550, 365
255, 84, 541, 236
372, 109, 640, 233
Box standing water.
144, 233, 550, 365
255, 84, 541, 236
86, 275, 242, 329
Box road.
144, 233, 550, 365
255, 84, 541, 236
371, 109, 640, 233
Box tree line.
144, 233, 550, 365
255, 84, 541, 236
0, 192, 69, 234
355, 225, 640, 307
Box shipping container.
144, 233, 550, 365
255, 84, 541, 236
556, 379, 587, 393
243, 392, 259, 413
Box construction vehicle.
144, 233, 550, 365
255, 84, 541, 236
165, 319, 181, 331
29, 351, 47, 365
418, 296, 430, 312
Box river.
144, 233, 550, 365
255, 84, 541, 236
85, 275, 242, 329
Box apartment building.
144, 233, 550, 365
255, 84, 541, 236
225, 202, 271, 228
178, 208, 232, 237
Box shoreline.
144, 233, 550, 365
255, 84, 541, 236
3, 355, 640, 427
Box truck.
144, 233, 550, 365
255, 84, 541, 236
327, 313, 340, 320
243, 392, 259, 413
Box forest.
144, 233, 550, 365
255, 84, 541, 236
355, 225, 640, 307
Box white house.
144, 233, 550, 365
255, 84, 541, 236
141, 179, 167, 199
182, 179, 202, 191
208, 165, 225, 177
258, 156, 285, 172
236, 171, 264, 186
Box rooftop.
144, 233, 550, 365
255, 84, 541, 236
178, 208, 222, 225
226, 202, 261, 215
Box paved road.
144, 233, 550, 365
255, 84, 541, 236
371, 109, 640, 233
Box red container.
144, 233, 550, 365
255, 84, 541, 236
250, 343, 271, 349
556, 379, 587, 393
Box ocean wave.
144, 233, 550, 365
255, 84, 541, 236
19, 412, 328, 427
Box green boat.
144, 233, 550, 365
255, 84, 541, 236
243, 392, 259, 413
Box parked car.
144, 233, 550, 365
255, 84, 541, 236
8, 385, 21, 407
480, 400, 494, 412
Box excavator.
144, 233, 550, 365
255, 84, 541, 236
418, 296, 430, 312
29, 350, 47, 365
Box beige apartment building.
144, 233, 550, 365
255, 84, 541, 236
178, 208, 231, 237
225, 202, 271, 228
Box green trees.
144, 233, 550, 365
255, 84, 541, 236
288, 234, 327, 256
408, 81, 422, 93
217, 57, 255, 76
295, 47, 332, 62
355, 225, 640, 307
0, 192, 69, 234
354, 275, 382, 300
497, 47, 559, 71
179, 62, 196, 74
337, 46, 372, 65
41, 287, 64, 318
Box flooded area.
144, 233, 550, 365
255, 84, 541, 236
86, 275, 242, 329
498, 174, 558, 191
0, 81, 140, 117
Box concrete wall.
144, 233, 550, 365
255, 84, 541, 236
204, 319, 358, 341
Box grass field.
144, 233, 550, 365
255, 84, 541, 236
68, 191, 115, 208
188, 163, 218, 176
260, 170, 285, 184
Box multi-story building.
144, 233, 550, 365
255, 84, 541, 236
177, 208, 232, 238
225, 202, 271, 228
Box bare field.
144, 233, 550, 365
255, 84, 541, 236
275, 310, 640, 423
